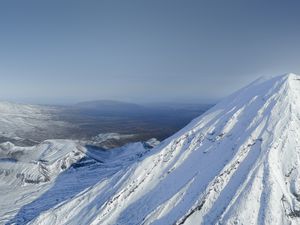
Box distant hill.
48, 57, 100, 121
75, 100, 146, 113
0, 99, 213, 145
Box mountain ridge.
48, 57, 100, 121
72, 72, 300, 225
2, 73, 300, 225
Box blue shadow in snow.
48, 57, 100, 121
6, 147, 118, 225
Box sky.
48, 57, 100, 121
1, 0, 300, 104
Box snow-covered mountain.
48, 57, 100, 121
0, 139, 154, 225
2, 73, 300, 225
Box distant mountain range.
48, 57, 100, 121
0, 99, 212, 146
72, 100, 212, 117
74, 100, 147, 115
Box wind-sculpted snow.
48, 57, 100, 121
3, 73, 300, 225
0, 140, 152, 225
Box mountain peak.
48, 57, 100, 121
284, 72, 299, 77
3, 74, 300, 225
78, 73, 300, 225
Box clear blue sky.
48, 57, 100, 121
1, 0, 300, 104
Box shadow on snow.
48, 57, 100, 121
6, 146, 121, 225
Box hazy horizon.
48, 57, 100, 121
1, 0, 300, 104
0, 96, 217, 106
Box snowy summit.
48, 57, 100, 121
2, 73, 300, 225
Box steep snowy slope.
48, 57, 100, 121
4, 73, 300, 225
26, 73, 300, 225
0, 139, 153, 225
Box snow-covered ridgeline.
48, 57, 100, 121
30, 73, 300, 225
0, 139, 153, 225
3, 73, 300, 225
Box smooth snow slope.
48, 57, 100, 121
4, 73, 300, 225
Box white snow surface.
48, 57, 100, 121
2, 73, 300, 225
0, 101, 69, 141
91, 133, 136, 143
0, 140, 151, 225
